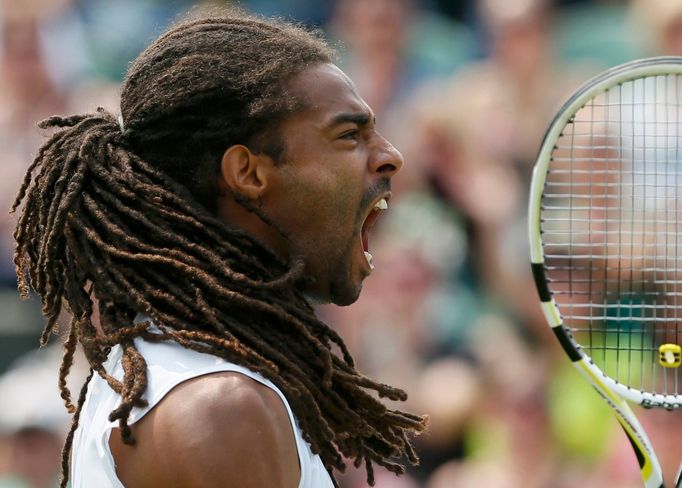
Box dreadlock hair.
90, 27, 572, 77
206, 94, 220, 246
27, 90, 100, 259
12, 9, 426, 487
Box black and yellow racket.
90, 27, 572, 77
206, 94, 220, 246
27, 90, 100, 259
529, 57, 682, 488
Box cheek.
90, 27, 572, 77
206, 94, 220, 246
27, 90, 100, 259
271, 148, 367, 257
306, 187, 357, 246
286, 166, 359, 225
318, 175, 363, 236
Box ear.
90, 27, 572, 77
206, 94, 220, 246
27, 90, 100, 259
219, 145, 273, 201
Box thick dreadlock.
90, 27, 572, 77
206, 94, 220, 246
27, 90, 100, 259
12, 9, 426, 487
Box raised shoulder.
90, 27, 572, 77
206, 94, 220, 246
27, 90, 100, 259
110, 371, 301, 488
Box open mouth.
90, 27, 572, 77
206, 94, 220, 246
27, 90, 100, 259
360, 196, 389, 270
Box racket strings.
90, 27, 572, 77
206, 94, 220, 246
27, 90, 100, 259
541, 73, 682, 397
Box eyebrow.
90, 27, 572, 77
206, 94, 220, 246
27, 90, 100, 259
327, 112, 375, 129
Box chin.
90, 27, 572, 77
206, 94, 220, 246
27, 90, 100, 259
302, 284, 360, 306
305, 256, 364, 306
328, 280, 363, 307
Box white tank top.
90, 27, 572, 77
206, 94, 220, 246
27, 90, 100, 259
70, 337, 334, 488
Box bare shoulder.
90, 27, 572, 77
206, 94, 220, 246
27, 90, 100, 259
110, 371, 300, 488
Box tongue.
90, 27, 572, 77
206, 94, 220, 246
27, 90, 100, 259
361, 228, 369, 252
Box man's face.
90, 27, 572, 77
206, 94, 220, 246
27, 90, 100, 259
262, 63, 404, 305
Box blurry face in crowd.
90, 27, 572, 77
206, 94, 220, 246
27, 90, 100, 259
492, 15, 548, 77
335, 0, 411, 50
662, 17, 682, 54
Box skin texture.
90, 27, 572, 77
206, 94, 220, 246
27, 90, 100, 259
110, 373, 299, 488
219, 63, 403, 305
109, 62, 404, 486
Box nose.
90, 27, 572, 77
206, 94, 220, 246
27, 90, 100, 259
369, 133, 404, 177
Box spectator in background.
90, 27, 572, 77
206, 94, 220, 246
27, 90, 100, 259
0, 428, 61, 488
0, 346, 87, 488
632, 0, 682, 55
401, 0, 591, 343
328, 0, 475, 118
0, 0, 78, 392
0, 0, 67, 287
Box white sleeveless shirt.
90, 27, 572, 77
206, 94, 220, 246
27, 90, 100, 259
70, 337, 334, 487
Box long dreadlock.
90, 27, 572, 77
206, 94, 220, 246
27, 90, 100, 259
12, 9, 426, 487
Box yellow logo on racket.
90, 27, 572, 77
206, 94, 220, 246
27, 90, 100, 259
658, 344, 682, 368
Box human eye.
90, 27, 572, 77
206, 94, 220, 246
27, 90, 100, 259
339, 128, 360, 141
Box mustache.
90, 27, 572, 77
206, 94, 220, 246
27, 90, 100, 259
357, 179, 391, 221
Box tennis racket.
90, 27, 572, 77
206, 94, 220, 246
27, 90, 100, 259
529, 57, 682, 488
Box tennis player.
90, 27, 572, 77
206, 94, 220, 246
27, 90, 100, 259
12, 9, 426, 488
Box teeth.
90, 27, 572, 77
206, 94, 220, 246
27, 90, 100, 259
374, 198, 388, 210
364, 251, 374, 269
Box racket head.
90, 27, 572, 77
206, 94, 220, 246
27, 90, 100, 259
529, 56, 682, 410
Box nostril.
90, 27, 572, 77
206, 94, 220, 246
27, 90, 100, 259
376, 162, 398, 174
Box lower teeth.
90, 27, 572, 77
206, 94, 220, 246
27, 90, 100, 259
364, 251, 374, 269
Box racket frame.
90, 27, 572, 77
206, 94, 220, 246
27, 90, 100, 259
529, 56, 682, 488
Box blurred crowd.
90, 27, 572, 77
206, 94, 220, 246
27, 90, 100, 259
1, 0, 682, 487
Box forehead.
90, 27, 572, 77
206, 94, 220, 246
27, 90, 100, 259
286, 63, 373, 123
